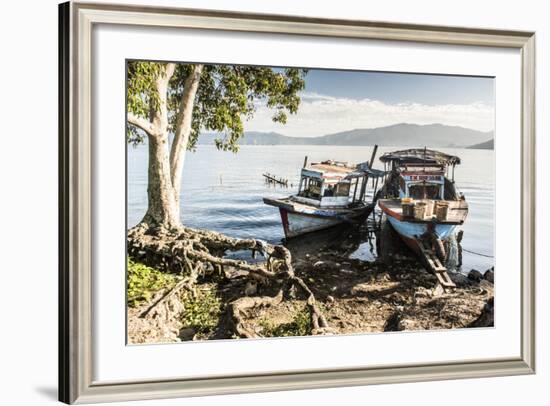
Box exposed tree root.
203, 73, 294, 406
127, 223, 332, 338
291, 275, 335, 335
229, 290, 284, 338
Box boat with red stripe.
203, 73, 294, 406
376, 148, 468, 260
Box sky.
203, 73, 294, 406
245, 69, 495, 137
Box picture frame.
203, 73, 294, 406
59, 1, 536, 404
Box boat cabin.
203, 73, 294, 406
398, 165, 445, 200
295, 160, 381, 208
379, 149, 462, 201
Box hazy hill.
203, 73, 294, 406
467, 139, 494, 149
197, 123, 493, 148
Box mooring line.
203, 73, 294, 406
462, 248, 494, 258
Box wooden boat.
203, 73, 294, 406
377, 148, 468, 259
264, 155, 384, 239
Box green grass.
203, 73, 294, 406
180, 286, 223, 335
128, 258, 222, 337
127, 258, 176, 307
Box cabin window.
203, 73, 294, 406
408, 183, 441, 199
323, 184, 335, 197
335, 182, 350, 197
300, 177, 322, 199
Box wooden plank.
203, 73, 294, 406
415, 236, 455, 290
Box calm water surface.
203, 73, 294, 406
128, 145, 495, 272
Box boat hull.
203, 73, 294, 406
386, 215, 458, 253
378, 197, 466, 254
280, 208, 368, 238
263, 197, 372, 238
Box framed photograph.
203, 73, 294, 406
59, 1, 535, 404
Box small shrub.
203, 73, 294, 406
127, 258, 176, 307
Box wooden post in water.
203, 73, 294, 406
423, 146, 427, 199
368, 144, 379, 169
360, 145, 379, 202
297, 156, 308, 194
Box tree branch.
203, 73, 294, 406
163, 63, 177, 85
150, 63, 176, 134
127, 112, 157, 136
127, 64, 176, 138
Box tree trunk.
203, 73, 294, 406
141, 135, 181, 229
129, 63, 203, 230
170, 64, 204, 202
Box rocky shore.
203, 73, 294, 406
259, 252, 494, 336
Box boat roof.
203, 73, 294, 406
379, 149, 461, 166
303, 160, 386, 180
302, 161, 354, 181
308, 161, 355, 175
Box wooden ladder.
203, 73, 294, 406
418, 239, 456, 290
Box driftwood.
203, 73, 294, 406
127, 224, 332, 338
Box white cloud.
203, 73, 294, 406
244, 93, 494, 137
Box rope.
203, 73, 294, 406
462, 248, 494, 258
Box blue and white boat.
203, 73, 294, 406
377, 149, 468, 257
264, 157, 384, 239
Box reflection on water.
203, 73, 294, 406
349, 239, 378, 262
128, 144, 494, 272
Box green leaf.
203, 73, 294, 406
128, 61, 307, 152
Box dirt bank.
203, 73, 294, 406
128, 244, 494, 344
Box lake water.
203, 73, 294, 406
128, 144, 495, 272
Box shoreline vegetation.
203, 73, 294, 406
127, 223, 494, 344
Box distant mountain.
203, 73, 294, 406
197, 131, 310, 146
198, 131, 301, 146
197, 123, 493, 148
467, 139, 494, 150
